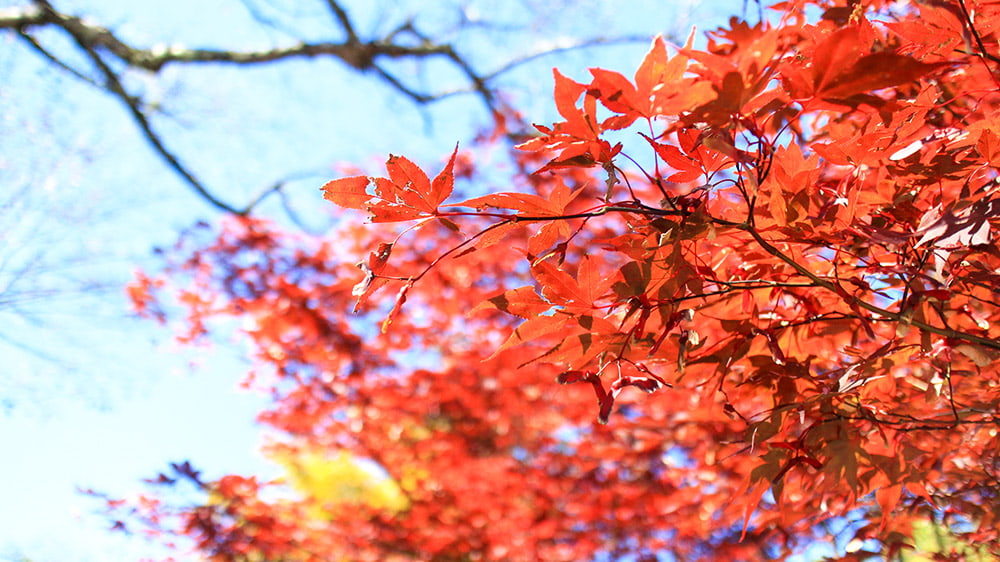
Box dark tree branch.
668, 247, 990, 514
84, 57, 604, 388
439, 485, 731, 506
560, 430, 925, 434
2, 2, 451, 72
15, 28, 101, 87
323, 0, 359, 45
0, 4, 46, 30
371, 65, 432, 103
2, 0, 653, 215
35, 3, 244, 215
1, 0, 495, 214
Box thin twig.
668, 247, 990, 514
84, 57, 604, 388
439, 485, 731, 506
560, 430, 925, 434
483, 35, 661, 82
16, 29, 101, 87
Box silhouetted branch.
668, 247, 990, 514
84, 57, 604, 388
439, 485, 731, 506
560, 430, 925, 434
2, 0, 504, 214
1, 0, 654, 215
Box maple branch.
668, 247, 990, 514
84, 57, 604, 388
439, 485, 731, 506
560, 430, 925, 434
833, 407, 1000, 432
944, 366, 961, 427
660, 283, 827, 309
436, 202, 691, 225
953, 286, 1000, 310
235, 0, 292, 34
741, 225, 1000, 352
712, 279, 817, 290
396, 218, 513, 285
956, 0, 1000, 79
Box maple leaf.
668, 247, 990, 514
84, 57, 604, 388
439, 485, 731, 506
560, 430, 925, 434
531, 258, 589, 306
324, 147, 459, 222
818, 52, 950, 101
915, 199, 1000, 248
488, 313, 569, 359
352, 242, 392, 312
452, 181, 584, 217
516, 69, 620, 169
321, 175, 371, 210
642, 133, 703, 182
479, 285, 552, 319
638, 33, 716, 117
782, 23, 949, 105
381, 281, 412, 333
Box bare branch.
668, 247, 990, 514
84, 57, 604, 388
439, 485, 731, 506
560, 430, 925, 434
241, 169, 327, 213
4, 2, 448, 72
237, 0, 302, 37
2, 1, 654, 216
0, 4, 46, 28
1, 1, 504, 214
28, 0, 243, 215
371, 64, 432, 103
323, 0, 360, 45
15, 28, 102, 88
482, 35, 660, 82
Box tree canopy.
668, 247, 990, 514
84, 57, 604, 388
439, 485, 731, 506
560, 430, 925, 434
94, 0, 1000, 560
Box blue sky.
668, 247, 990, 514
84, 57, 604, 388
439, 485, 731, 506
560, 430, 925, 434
0, 0, 739, 559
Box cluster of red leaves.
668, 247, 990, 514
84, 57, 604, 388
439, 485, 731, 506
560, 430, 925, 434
113, 0, 1000, 560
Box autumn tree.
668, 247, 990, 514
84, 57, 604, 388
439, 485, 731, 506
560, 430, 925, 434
103, 0, 1000, 560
